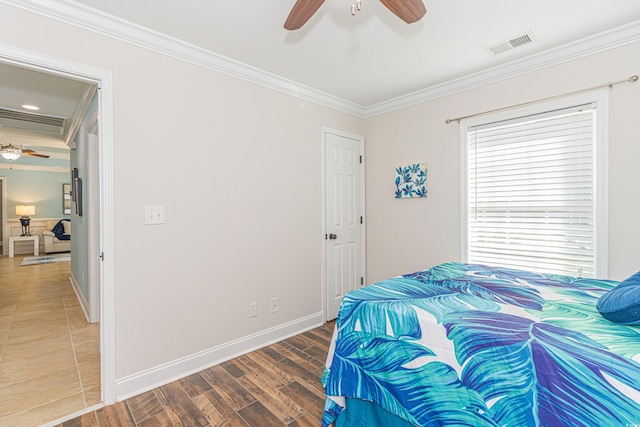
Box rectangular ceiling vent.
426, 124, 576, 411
0, 108, 67, 136
486, 31, 537, 56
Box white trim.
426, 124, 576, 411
64, 84, 97, 147
1, 1, 638, 119
115, 312, 324, 401
459, 124, 469, 263
320, 127, 366, 321
0, 163, 70, 173
41, 403, 105, 427
320, 128, 327, 322
97, 59, 117, 405
595, 91, 609, 278
0, 43, 117, 405
360, 136, 367, 288
1, 177, 6, 256
69, 272, 90, 323
0, 0, 363, 117
87, 116, 100, 323
364, 21, 640, 117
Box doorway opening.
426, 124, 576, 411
0, 45, 115, 424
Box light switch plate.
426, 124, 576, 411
145, 206, 165, 224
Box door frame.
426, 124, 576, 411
0, 44, 116, 406
1, 177, 5, 256
87, 114, 100, 323
320, 126, 366, 322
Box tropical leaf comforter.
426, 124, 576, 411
322, 262, 640, 426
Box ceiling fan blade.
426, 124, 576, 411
22, 152, 50, 158
379, 0, 426, 24
284, 0, 326, 30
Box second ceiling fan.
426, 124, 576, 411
284, 0, 427, 30
0, 143, 50, 160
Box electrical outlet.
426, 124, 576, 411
271, 297, 279, 313
145, 206, 165, 224
249, 302, 258, 317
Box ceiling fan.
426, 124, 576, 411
284, 0, 427, 30
0, 143, 50, 160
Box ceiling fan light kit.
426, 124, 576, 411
0, 143, 50, 161
351, 0, 362, 16
284, 0, 426, 30
0, 143, 22, 160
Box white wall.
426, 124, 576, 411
0, 4, 363, 391
364, 42, 640, 283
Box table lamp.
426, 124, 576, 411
16, 204, 35, 236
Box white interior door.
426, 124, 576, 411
323, 128, 364, 321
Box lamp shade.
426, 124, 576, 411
16, 205, 36, 217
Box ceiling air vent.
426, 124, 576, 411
0, 108, 68, 136
485, 31, 537, 56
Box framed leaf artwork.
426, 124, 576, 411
395, 163, 427, 198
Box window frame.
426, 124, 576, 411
459, 89, 609, 278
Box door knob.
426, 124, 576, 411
329, 234, 337, 240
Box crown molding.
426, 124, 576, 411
1, 0, 365, 117
2, 1, 638, 119
364, 20, 640, 118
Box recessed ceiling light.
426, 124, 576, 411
21, 104, 40, 111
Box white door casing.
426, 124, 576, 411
322, 127, 365, 321
1, 178, 5, 256
88, 116, 100, 323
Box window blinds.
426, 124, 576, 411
466, 103, 596, 278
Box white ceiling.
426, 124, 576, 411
0, 62, 95, 151
1, 0, 639, 152
66, 0, 640, 107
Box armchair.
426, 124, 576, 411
42, 219, 71, 253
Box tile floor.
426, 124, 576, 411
0, 254, 100, 426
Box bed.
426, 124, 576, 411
322, 262, 640, 426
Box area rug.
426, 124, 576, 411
20, 253, 71, 266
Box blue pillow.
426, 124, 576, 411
597, 271, 640, 325
51, 219, 71, 240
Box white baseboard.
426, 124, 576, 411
69, 271, 91, 323
115, 311, 324, 401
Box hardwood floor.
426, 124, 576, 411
57, 321, 335, 427
0, 254, 100, 426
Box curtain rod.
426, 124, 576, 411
445, 74, 638, 124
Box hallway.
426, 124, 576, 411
0, 254, 100, 425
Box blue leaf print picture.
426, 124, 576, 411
395, 163, 427, 198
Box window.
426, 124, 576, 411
461, 92, 608, 278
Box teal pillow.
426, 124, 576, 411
597, 271, 640, 325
